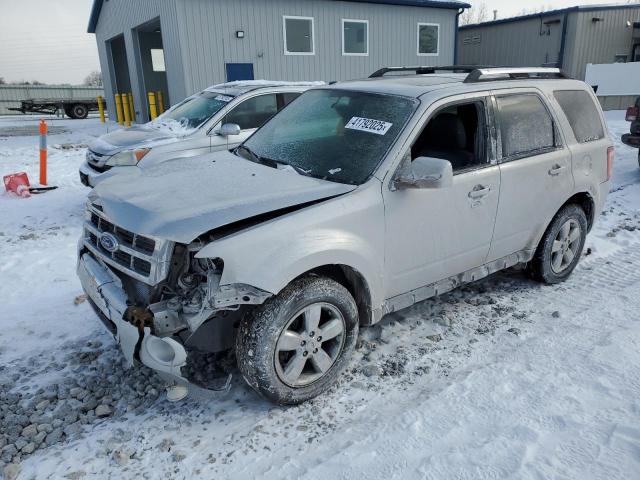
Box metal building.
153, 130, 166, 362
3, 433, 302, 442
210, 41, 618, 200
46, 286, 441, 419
87, 0, 469, 122
458, 4, 640, 80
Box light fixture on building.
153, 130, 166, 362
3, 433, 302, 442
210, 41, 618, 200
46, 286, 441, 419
236, 30, 245, 38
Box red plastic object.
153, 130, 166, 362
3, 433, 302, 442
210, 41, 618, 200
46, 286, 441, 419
3, 172, 31, 198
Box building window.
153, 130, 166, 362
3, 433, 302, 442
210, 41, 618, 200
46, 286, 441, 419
417, 23, 439, 56
614, 54, 628, 63
342, 19, 368, 56
150, 49, 165, 72
283, 16, 315, 55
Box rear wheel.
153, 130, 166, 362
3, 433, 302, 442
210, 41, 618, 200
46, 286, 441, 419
528, 204, 588, 284
236, 276, 358, 405
70, 104, 89, 119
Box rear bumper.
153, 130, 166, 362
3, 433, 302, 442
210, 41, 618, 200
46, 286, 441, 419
77, 253, 189, 386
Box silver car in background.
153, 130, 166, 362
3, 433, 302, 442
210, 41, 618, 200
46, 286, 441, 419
79, 81, 320, 187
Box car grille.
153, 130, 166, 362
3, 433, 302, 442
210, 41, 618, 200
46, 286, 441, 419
86, 149, 112, 172
82, 203, 173, 285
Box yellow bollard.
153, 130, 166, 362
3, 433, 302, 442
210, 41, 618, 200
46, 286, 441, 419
97, 96, 105, 123
156, 91, 165, 114
127, 93, 135, 123
114, 93, 124, 125
122, 94, 131, 127
148, 92, 158, 120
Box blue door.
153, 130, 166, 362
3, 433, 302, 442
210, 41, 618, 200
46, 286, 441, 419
225, 63, 254, 82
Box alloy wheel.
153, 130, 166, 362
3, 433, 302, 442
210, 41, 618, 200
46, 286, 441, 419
551, 218, 582, 274
274, 302, 346, 387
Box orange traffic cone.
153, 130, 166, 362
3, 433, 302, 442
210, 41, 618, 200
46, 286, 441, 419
3, 172, 31, 198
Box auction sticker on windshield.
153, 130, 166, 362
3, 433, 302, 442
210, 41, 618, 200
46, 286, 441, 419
215, 95, 234, 102
345, 117, 392, 135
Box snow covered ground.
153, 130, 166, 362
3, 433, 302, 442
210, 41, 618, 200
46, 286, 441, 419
0, 112, 639, 480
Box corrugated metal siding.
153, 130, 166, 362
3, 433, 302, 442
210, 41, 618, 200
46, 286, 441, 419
565, 7, 640, 80
93, 0, 186, 121
598, 95, 637, 111
457, 14, 565, 68
0, 86, 104, 115
175, 0, 457, 95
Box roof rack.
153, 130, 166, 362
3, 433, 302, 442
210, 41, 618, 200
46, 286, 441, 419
463, 67, 568, 83
369, 65, 490, 78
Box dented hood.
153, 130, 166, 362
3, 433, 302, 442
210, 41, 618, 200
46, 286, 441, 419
89, 151, 356, 243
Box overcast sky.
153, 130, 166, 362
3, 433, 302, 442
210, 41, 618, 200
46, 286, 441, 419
0, 0, 626, 85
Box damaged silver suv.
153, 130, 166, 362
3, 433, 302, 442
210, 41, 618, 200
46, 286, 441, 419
77, 67, 613, 404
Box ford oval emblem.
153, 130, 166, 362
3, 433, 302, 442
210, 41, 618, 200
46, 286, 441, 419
99, 232, 119, 253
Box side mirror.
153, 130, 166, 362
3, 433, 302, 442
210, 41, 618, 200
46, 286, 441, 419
218, 123, 241, 137
393, 156, 453, 190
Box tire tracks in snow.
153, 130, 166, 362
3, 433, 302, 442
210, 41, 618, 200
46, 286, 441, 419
232, 238, 640, 480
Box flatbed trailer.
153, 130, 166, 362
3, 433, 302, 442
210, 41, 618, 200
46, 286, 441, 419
8, 98, 99, 119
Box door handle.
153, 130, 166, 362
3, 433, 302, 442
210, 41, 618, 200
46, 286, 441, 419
468, 185, 491, 199
548, 164, 566, 176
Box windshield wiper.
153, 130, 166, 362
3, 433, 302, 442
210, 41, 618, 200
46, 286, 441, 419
273, 161, 310, 176
235, 145, 262, 164
235, 146, 310, 177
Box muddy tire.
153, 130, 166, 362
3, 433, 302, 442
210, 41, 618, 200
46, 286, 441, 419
236, 276, 359, 405
528, 204, 588, 284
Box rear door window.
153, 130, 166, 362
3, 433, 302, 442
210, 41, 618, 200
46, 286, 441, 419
496, 94, 556, 159
553, 90, 605, 143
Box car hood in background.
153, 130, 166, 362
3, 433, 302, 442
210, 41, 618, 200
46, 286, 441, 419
89, 151, 356, 243
88, 125, 179, 156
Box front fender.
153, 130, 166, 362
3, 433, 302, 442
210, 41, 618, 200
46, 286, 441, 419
195, 181, 386, 315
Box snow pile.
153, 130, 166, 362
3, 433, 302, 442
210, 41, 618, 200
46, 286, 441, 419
146, 117, 196, 137
205, 79, 325, 91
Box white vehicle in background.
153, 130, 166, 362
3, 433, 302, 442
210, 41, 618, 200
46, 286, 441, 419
79, 81, 320, 187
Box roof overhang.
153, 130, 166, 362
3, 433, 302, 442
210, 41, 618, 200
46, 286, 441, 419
460, 3, 640, 30
88, 0, 470, 33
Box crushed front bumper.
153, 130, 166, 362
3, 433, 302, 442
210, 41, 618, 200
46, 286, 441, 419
77, 253, 189, 386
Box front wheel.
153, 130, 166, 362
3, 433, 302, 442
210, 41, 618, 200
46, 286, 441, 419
236, 276, 359, 405
528, 204, 588, 284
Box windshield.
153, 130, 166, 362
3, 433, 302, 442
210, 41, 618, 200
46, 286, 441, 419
160, 91, 235, 129
241, 89, 417, 184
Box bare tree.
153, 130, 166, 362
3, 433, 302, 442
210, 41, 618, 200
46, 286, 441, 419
459, 2, 489, 26
0, 77, 5, 85
83, 70, 103, 87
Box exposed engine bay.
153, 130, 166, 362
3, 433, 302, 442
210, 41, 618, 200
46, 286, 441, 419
115, 242, 272, 355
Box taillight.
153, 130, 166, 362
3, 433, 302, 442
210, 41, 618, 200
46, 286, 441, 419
607, 146, 614, 181
626, 106, 638, 122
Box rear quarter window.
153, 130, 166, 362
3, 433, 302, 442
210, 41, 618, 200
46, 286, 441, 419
553, 90, 605, 143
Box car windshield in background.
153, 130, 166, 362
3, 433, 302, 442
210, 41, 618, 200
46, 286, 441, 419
162, 91, 235, 128
241, 89, 417, 184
